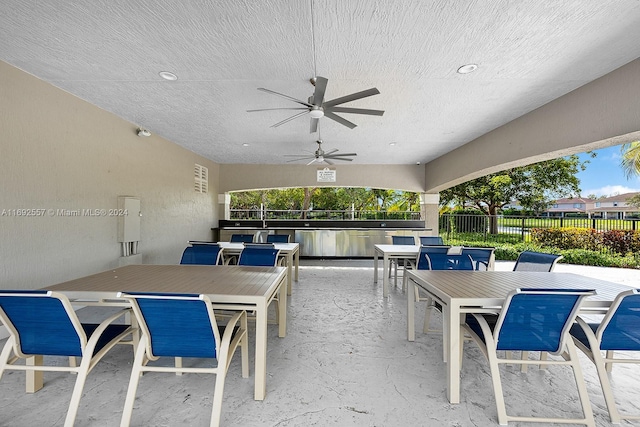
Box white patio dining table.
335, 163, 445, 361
405, 269, 633, 404
42, 264, 287, 401
217, 241, 300, 295
373, 243, 420, 297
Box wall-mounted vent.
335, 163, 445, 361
195, 164, 208, 193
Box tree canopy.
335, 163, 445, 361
439, 155, 588, 232
620, 141, 640, 179
230, 187, 420, 218
627, 194, 640, 208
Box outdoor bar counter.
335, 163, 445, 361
217, 220, 431, 257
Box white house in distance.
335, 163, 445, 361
511, 194, 640, 219
544, 197, 596, 217
587, 192, 640, 219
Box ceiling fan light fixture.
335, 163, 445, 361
457, 64, 478, 74
309, 108, 324, 119
158, 71, 178, 81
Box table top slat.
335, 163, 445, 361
406, 270, 632, 307
43, 265, 287, 304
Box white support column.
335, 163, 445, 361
219, 193, 231, 220
421, 193, 440, 236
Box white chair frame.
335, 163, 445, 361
118, 293, 249, 427
0, 291, 135, 427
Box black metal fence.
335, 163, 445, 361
440, 214, 640, 253
230, 209, 421, 221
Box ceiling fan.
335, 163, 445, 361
285, 139, 357, 165
247, 76, 384, 133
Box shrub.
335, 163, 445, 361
531, 227, 601, 251
601, 229, 640, 254
493, 245, 521, 261
530, 227, 640, 254
558, 249, 640, 268
558, 249, 611, 266
442, 237, 640, 268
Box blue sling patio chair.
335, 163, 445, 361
424, 252, 475, 271
0, 290, 135, 427
226, 234, 256, 264
513, 250, 563, 272
512, 250, 564, 370
238, 245, 280, 267
390, 235, 416, 287
461, 247, 496, 271
230, 233, 254, 243
180, 244, 222, 265
463, 288, 596, 426
266, 234, 290, 243
419, 235, 444, 246
242, 242, 275, 249
118, 292, 249, 427
402, 245, 451, 291
569, 289, 640, 424
403, 250, 472, 334
237, 245, 282, 323
421, 252, 475, 333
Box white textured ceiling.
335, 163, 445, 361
2, 0, 640, 165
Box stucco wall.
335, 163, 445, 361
0, 61, 219, 289
218, 163, 426, 193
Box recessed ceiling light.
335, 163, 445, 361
389, 142, 396, 146
242, 143, 249, 147
457, 64, 478, 74
158, 71, 178, 81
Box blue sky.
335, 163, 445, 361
575, 145, 640, 198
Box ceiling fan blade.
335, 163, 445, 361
307, 159, 319, 165
324, 111, 357, 129
311, 76, 328, 105
257, 87, 314, 108
326, 106, 384, 116
323, 159, 335, 165
310, 117, 319, 133
247, 107, 308, 112
284, 154, 315, 158
286, 157, 313, 163
323, 88, 380, 107
326, 156, 355, 162
326, 153, 357, 158
323, 148, 339, 155
271, 110, 309, 128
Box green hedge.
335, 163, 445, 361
530, 227, 640, 255
440, 237, 640, 268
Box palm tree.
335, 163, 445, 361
620, 141, 640, 178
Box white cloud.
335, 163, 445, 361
583, 184, 640, 197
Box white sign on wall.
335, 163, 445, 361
317, 167, 336, 182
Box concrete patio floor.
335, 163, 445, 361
1, 260, 639, 426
